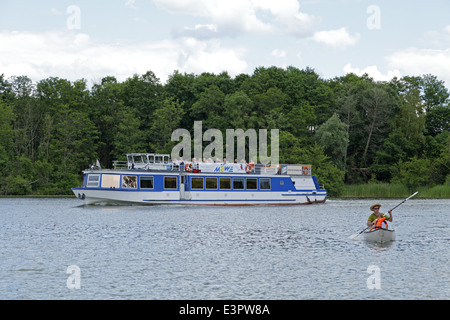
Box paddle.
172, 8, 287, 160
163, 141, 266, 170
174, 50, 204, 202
348, 191, 418, 240
348, 225, 372, 240
389, 191, 418, 212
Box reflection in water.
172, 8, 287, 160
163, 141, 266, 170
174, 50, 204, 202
365, 240, 395, 251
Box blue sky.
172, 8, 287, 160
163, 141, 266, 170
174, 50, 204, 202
1, 0, 450, 87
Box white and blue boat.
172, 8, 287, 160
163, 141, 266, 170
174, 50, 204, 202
72, 153, 327, 206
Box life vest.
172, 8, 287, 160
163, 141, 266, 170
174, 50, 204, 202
373, 217, 388, 229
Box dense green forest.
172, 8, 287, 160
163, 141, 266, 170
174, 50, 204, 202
1, 67, 449, 196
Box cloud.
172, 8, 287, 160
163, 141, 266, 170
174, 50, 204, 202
0, 31, 248, 84
125, 0, 137, 9
343, 64, 402, 82
173, 24, 219, 40
343, 47, 450, 88
312, 27, 360, 48
272, 49, 286, 58
420, 25, 450, 47
178, 38, 248, 75
154, 0, 319, 38
386, 47, 450, 86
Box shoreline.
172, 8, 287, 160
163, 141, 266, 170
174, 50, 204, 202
1, 195, 448, 200
1, 183, 449, 200
341, 183, 449, 199
0, 195, 75, 198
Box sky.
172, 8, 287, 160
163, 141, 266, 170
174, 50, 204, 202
1, 0, 450, 88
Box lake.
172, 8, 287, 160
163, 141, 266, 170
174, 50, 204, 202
0, 197, 448, 300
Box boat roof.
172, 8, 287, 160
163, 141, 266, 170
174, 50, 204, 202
88, 153, 313, 176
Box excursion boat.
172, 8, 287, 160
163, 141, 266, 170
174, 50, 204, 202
71, 153, 327, 206
363, 228, 396, 243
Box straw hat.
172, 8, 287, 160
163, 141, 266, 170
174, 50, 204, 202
370, 203, 382, 211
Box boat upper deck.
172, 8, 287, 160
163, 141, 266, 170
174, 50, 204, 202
100, 153, 313, 176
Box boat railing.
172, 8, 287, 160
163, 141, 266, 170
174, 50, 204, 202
112, 160, 128, 170
113, 160, 170, 171
111, 159, 312, 176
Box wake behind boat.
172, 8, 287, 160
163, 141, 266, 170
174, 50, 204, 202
72, 153, 327, 206
363, 228, 396, 243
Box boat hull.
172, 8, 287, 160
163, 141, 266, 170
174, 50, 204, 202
72, 164, 327, 207
72, 188, 327, 206
363, 228, 396, 243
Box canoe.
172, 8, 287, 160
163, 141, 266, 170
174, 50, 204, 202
363, 228, 396, 243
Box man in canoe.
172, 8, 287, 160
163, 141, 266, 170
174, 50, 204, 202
366, 203, 392, 229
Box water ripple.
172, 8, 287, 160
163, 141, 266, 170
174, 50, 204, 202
0, 198, 449, 299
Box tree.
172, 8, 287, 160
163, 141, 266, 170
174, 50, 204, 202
251, 87, 287, 130
0, 74, 14, 103
111, 107, 146, 160
315, 113, 349, 170
90, 76, 124, 166
0, 100, 14, 158
190, 85, 225, 129
0, 100, 15, 194
149, 98, 185, 154
331, 73, 374, 181
302, 143, 345, 197
223, 91, 254, 129
392, 157, 433, 190
425, 104, 450, 136
359, 84, 394, 166
392, 89, 426, 150
164, 71, 196, 128
121, 71, 163, 136
421, 74, 449, 110
240, 66, 287, 96
370, 129, 412, 182
279, 131, 304, 164
337, 84, 358, 173
48, 107, 98, 194
10, 76, 39, 160
430, 131, 450, 185
1, 68, 449, 195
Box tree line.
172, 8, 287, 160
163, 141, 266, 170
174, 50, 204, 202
1, 67, 449, 196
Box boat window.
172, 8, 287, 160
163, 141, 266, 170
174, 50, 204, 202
101, 174, 120, 188
86, 174, 100, 187
164, 176, 177, 189
122, 175, 137, 189
206, 177, 217, 189
219, 177, 231, 190
246, 178, 257, 190
259, 178, 271, 190
191, 177, 204, 189
140, 176, 154, 189
133, 156, 144, 164
233, 178, 244, 190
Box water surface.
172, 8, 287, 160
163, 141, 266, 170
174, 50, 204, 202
0, 198, 448, 299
